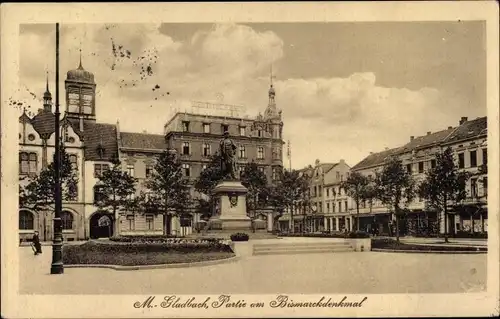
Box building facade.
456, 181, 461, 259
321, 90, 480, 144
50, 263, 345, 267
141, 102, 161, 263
18, 61, 284, 241
351, 116, 488, 236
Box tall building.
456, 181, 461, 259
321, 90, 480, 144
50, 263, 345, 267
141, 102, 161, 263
277, 159, 352, 233
18, 61, 285, 241
351, 116, 488, 236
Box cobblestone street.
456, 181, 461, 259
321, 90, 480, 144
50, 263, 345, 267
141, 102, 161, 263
20, 245, 487, 295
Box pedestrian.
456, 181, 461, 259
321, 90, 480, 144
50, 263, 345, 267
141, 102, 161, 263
32, 231, 42, 255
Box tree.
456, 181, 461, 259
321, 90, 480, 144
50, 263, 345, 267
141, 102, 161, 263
94, 161, 138, 235
375, 156, 416, 243
19, 148, 78, 213
241, 162, 269, 218
269, 169, 311, 232
145, 150, 191, 235
341, 172, 369, 231
418, 147, 469, 243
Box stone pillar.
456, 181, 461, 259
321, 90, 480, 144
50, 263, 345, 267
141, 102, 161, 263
470, 214, 474, 233
335, 217, 339, 231
267, 212, 273, 232
171, 215, 180, 236
324, 217, 328, 231
480, 213, 484, 232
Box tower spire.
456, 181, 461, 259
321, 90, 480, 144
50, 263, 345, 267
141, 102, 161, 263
45, 71, 49, 93
43, 71, 52, 112
78, 43, 83, 69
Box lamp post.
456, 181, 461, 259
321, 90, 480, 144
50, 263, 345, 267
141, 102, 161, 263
50, 22, 64, 274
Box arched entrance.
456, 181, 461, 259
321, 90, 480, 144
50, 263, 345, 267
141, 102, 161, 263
89, 212, 115, 239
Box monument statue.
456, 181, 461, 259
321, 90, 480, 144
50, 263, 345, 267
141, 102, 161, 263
220, 130, 238, 180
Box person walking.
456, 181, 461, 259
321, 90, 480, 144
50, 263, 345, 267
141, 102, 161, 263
32, 231, 42, 255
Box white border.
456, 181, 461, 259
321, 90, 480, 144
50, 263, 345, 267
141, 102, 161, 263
1, 1, 499, 318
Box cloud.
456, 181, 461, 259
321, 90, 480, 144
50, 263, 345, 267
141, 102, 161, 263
15, 23, 465, 168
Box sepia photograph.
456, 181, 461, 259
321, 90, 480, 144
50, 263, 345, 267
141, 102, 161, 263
1, 2, 499, 318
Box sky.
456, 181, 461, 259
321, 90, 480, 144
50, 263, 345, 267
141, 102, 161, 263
15, 22, 486, 169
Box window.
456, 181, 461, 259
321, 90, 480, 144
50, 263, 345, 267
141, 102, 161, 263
257, 147, 264, 159
182, 163, 190, 177
180, 214, 192, 227
19, 153, 29, 174
28, 134, 35, 141
145, 165, 153, 178
19, 210, 34, 230
203, 123, 210, 134
458, 153, 465, 168
182, 142, 190, 155
470, 150, 477, 167
470, 178, 478, 198
203, 143, 211, 157
338, 201, 342, 212
258, 166, 265, 173
272, 167, 279, 180
126, 215, 135, 231
482, 148, 487, 165
94, 164, 109, 177
326, 202, 330, 213
258, 130, 262, 137
182, 121, 190, 132
61, 211, 73, 230
221, 124, 229, 133
340, 174, 344, 182
239, 145, 246, 158
418, 162, 424, 173
145, 214, 154, 230
483, 177, 488, 197
406, 164, 412, 174
326, 188, 330, 197
127, 164, 135, 177
94, 185, 106, 203
336, 172, 340, 179
431, 159, 436, 169
332, 203, 336, 213
239, 126, 245, 136
20, 152, 38, 175
238, 166, 245, 178
69, 154, 78, 171
344, 201, 348, 212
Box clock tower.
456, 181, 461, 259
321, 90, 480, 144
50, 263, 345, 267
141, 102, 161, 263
65, 53, 96, 123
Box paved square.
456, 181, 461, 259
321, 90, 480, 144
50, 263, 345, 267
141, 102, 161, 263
19, 245, 486, 294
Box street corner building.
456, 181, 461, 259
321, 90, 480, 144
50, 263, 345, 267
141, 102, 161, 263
18, 59, 285, 242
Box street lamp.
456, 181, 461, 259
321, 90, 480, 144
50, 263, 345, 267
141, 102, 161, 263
50, 22, 63, 274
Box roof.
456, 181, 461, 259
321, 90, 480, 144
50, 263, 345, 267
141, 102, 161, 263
30, 109, 55, 137
319, 163, 338, 174
68, 119, 118, 161
398, 127, 455, 153
120, 132, 167, 151
352, 116, 488, 171
351, 147, 403, 171
443, 117, 487, 144
18, 111, 31, 124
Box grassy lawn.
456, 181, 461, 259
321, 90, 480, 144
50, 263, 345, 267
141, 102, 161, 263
372, 238, 487, 252
63, 242, 236, 266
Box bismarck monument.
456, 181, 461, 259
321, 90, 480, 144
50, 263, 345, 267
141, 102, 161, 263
208, 131, 252, 231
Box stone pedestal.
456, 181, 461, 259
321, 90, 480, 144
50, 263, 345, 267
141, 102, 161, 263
208, 180, 251, 231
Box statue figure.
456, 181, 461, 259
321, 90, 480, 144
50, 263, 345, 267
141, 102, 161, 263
220, 130, 238, 180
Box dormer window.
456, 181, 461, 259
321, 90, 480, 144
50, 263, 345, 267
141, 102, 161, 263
182, 121, 190, 132
96, 144, 105, 159
221, 124, 229, 133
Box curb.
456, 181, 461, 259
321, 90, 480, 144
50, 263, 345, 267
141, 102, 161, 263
371, 248, 487, 254
64, 255, 240, 271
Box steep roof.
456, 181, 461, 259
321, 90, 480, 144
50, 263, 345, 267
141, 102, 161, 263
319, 162, 338, 174
30, 110, 55, 137
120, 132, 167, 151
18, 111, 31, 124
68, 119, 118, 161
351, 147, 403, 171
443, 117, 487, 144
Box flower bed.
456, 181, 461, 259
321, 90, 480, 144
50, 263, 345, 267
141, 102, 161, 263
278, 231, 370, 239
109, 235, 226, 245
371, 238, 487, 252
230, 233, 249, 242
63, 241, 235, 266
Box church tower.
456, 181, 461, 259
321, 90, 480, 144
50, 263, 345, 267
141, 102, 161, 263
65, 50, 96, 127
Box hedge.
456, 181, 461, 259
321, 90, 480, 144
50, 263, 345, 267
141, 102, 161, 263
230, 233, 249, 242
371, 238, 487, 252
109, 236, 226, 244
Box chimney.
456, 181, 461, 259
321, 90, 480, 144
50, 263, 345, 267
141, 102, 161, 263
369, 152, 374, 155
339, 159, 345, 163
385, 147, 389, 150
410, 136, 414, 141
459, 117, 468, 125
427, 131, 431, 135
448, 126, 452, 130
